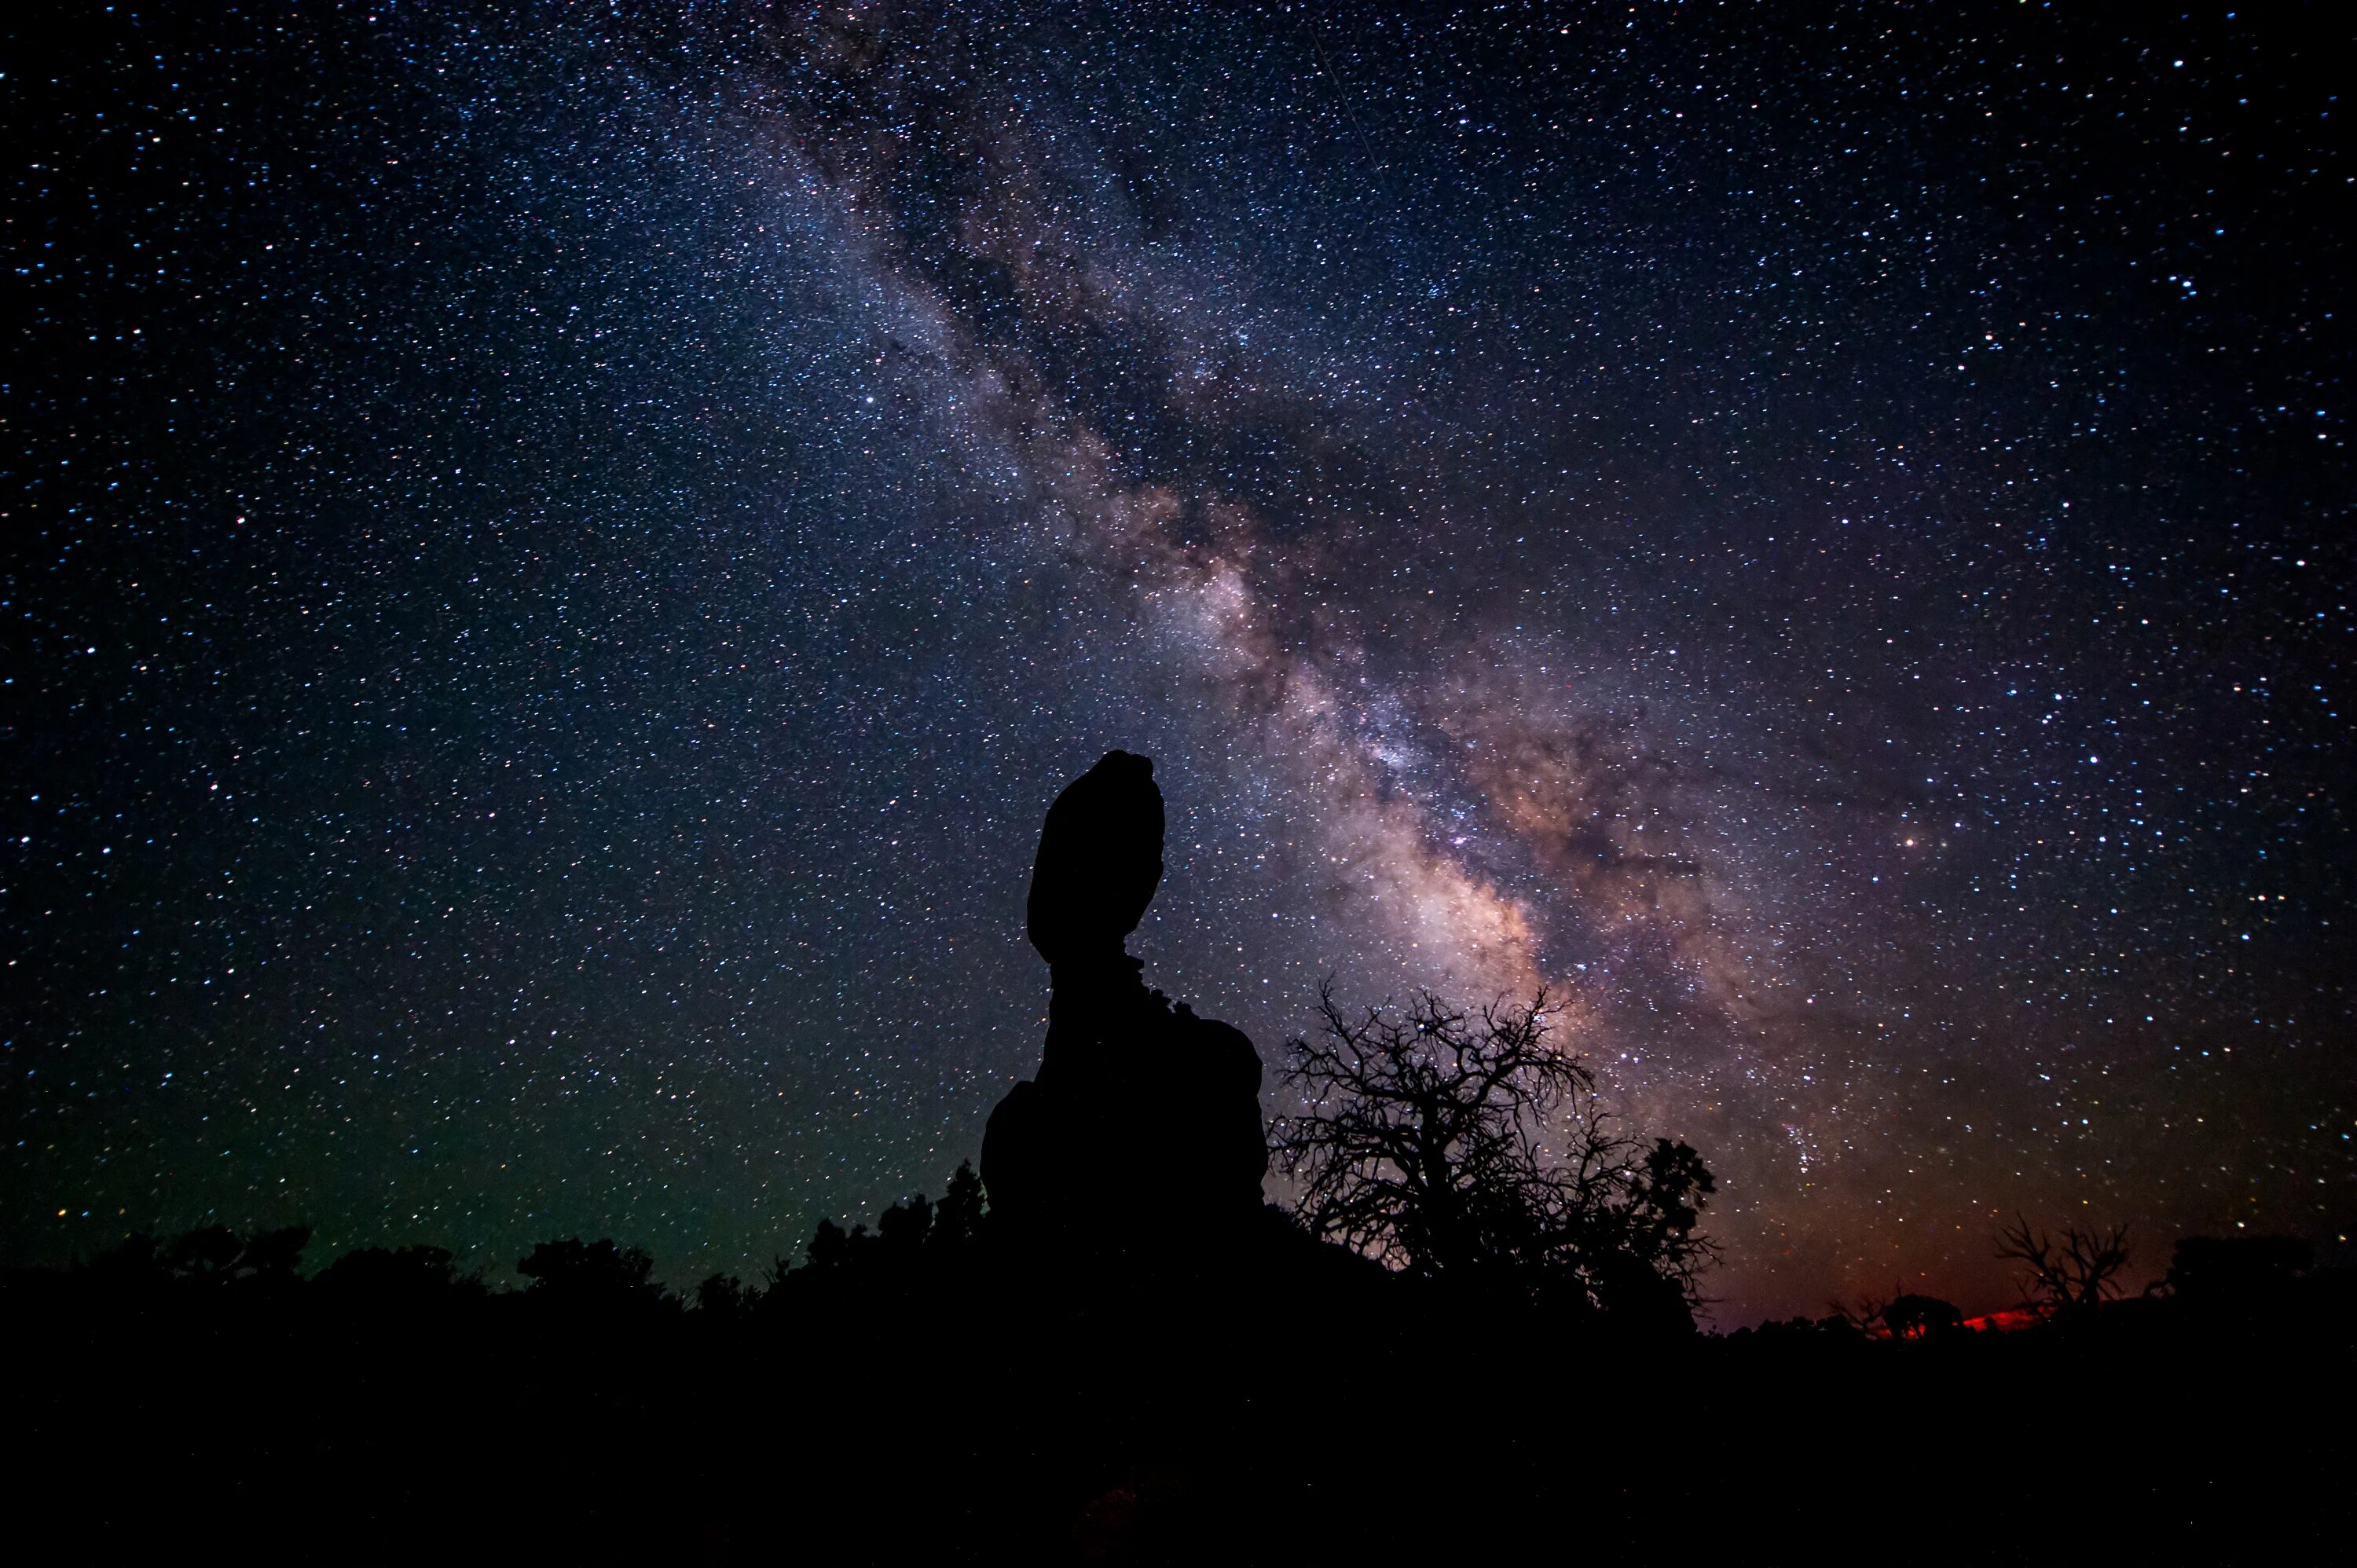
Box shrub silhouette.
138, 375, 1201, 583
1737, 1313, 1864, 1343
77, 1225, 312, 1292
170, 1224, 309, 1285
79, 1231, 171, 1291
2165, 1236, 2312, 1306
1883, 1294, 1966, 1339
314, 1244, 480, 1305
694, 1273, 753, 1318
932, 1160, 987, 1252
755, 1160, 992, 1321
875, 1192, 934, 1251
1272, 983, 1715, 1327
162, 1225, 244, 1281
516, 1238, 673, 1312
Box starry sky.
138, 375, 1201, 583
5, 2, 2348, 1321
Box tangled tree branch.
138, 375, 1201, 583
1272, 982, 1716, 1325
1996, 1216, 2132, 1317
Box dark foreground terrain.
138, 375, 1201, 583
9, 1244, 2350, 1563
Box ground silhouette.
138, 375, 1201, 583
9, 1214, 2349, 1559
5, 753, 2350, 1559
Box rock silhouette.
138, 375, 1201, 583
981, 751, 1269, 1264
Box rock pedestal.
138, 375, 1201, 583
980, 752, 1268, 1262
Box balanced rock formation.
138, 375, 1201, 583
980, 752, 1269, 1261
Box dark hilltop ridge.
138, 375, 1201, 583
9, 754, 2351, 1560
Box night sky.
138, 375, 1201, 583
5, 2, 2348, 1322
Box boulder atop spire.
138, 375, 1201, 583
1025, 749, 1164, 968
984, 750, 1267, 1266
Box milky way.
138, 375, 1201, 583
5, 2, 2348, 1319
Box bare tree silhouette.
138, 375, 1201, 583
1996, 1217, 2132, 1317
1272, 983, 1715, 1324
1837, 1284, 1963, 1339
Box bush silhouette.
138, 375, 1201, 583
764, 1161, 991, 1315
77, 1225, 311, 1293
2166, 1236, 2312, 1305
694, 1273, 753, 1318
315, 1244, 480, 1305
1884, 1294, 1966, 1339
516, 1238, 673, 1312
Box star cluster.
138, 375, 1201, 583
4, 2, 2347, 1319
